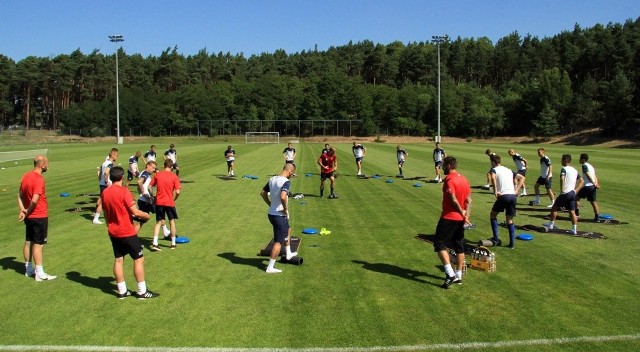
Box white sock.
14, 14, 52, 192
93, 213, 100, 221
171, 237, 176, 246
117, 281, 128, 294
267, 259, 276, 270
572, 224, 577, 232
137, 281, 147, 295
35, 265, 44, 275
455, 270, 463, 279
443, 264, 455, 277
152, 235, 158, 246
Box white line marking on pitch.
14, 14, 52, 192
1, 333, 639, 352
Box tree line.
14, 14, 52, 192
0, 17, 638, 138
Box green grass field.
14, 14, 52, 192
1, 138, 639, 352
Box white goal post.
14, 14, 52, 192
245, 132, 280, 144
0, 149, 49, 163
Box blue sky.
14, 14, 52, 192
1, 0, 638, 61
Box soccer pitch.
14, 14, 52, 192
1, 138, 639, 352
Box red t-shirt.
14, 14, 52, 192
319, 154, 336, 174
20, 171, 47, 218
441, 171, 471, 221
101, 184, 137, 238
150, 171, 181, 206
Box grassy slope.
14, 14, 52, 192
0, 139, 638, 351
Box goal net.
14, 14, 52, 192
246, 132, 280, 144
0, 149, 49, 163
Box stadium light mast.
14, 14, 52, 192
109, 35, 124, 145
431, 35, 448, 143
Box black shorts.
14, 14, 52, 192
25, 218, 48, 245
155, 205, 178, 221
492, 194, 517, 217
555, 191, 577, 211
321, 172, 334, 181
226, 160, 234, 167
433, 218, 465, 253
137, 200, 155, 214
172, 162, 179, 169
536, 176, 553, 189
285, 160, 295, 165
355, 157, 363, 163
517, 169, 527, 177
577, 185, 597, 202
268, 214, 289, 244
99, 185, 108, 194
434, 161, 443, 168
110, 235, 143, 260
127, 170, 140, 181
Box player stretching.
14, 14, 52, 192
396, 145, 408, 177
544, 154, 584, 235
533, 148, 555, 207
352, 142, 366, 176
576, 153, 601, 221
488, 154, 517, 248
260, 163, 298, 273
508, 149, 528, 196
163, 143, 179, 177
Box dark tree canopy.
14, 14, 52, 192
1, 17, 639, 138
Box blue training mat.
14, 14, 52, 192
175, 237, 190, 244
302, 228, 318, 235
517, 233, 534, 241
599, 214, 613, 220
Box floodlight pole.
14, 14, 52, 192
109, 35, 124, 144
431, 35, 447, 143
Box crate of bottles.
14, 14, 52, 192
470, 246, 496, 272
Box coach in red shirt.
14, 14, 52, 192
149, 159, 181, 251
102, 166, 156, 299
18, 155, 56, 281
433, 156, 472, 289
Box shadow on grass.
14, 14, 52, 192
217, 252, 265, 271
66, 271, 115, 296
216, 175, 238, 181
352, 259, 442, 287
0, 256, 24, 276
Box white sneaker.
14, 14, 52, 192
483, 184, 491, 188
266, 267, 282, 274
434, 177, 440, 181
357, 171, 362, 176
546, 204, 554, 208
571, 229, 578, 235
542, 222, 558, 230
286, 252, 298, 260
92, 219, 103, 225
35, 273, 57, 281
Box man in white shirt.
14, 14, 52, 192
488, 154, 518, 248
260, 163, 297, 273
544, 154, 584, 234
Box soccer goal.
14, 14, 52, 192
246, 132, 280, 144
0, 149, 49, 164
